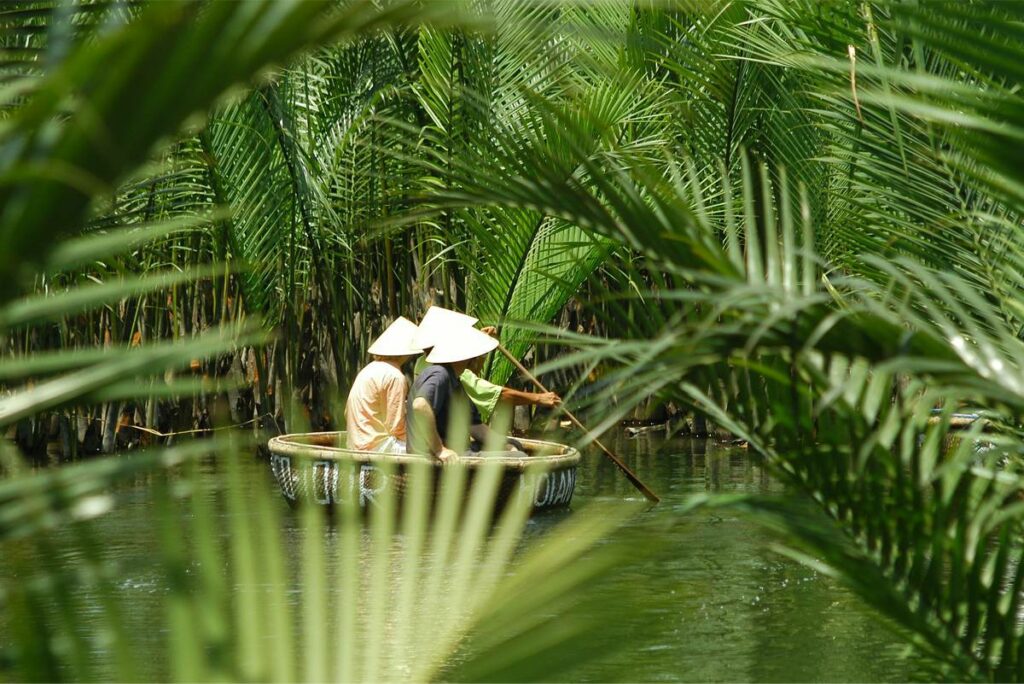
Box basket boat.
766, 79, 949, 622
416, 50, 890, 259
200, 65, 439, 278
926, 411, 990, 454
267, 431, 580, 514
927, 412, 983, 429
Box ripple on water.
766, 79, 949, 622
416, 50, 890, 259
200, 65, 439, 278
3, 434, 925, 683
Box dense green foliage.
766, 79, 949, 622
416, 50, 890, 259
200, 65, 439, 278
458, 2, 1024, 679
5, 0, 1024, 681
2, 0, 649, 447
0, 2, 638, 681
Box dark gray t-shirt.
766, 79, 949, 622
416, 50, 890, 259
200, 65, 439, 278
407, 364, 481, 454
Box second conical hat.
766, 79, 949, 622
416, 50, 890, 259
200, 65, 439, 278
412, 306, 479, 349
426, 325, 498, 364
368, 316, 423, 356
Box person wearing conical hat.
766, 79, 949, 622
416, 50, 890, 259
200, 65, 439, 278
345, 317, 422, 453
413, 306, 560, 425
407, 325, 520, 460
411, 306, 478, 375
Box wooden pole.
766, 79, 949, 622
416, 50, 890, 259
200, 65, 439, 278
497, 344, 660, 503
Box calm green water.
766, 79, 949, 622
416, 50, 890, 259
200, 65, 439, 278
4, 433, 925, 682
535, 434, 921, 682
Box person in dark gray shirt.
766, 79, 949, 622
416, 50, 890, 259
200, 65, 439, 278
407, 326, 523, 460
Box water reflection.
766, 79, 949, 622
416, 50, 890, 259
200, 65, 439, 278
1, 433, 923, 682
549, 435, 918, 683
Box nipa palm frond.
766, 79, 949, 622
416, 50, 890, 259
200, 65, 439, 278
0, 433, 640, 682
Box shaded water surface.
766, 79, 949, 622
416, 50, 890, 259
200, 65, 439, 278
539, 434, 920, 682
5, 433, 923, 682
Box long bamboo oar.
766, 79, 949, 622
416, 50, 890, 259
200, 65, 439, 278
497, 344, 660, 503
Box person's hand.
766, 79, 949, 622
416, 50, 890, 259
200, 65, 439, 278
535, 392, 561, 408
480, 325, 498, 337
438, 447, 459, 463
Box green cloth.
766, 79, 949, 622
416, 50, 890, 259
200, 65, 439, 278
459, 368, 503, 423
414, 355, 503, 422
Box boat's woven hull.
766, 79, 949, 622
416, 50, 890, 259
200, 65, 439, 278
267, 431, 579, 514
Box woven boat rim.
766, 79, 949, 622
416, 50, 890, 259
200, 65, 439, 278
267, 431, 581, 468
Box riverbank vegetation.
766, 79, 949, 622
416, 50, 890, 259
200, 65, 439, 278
4, 0, 1024, 681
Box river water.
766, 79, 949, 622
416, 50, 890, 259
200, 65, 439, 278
532, 433, 921, 682
3, 431, 926, 682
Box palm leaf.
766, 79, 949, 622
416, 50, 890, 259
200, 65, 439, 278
0, 0, 459, 304
0, 434, 640, 681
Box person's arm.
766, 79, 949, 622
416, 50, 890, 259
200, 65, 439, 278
499, 386, 561, 408
411, 397, 457, 461
473, 329, 560, 409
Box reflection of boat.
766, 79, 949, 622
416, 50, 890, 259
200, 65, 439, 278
267, 431, 580, 513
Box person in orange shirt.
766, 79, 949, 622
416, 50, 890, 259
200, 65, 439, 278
345, 317, 423, 453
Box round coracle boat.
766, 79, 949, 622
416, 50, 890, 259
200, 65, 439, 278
927, 412, 983, 429
267, 431, 580, 514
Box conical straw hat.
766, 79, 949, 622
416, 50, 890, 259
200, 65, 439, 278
426, 325, 498, 364
368, 316, 423, 356
412, 306, 479, 349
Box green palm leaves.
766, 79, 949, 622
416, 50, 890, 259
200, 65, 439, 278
0, 0, 461, 425
411, 1, 1024, 677
406, 1, 651, 383
1, 435, 635, 681
0, 3, 645, 681
0, 1, 445, 302
11, 0, 1024, 680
